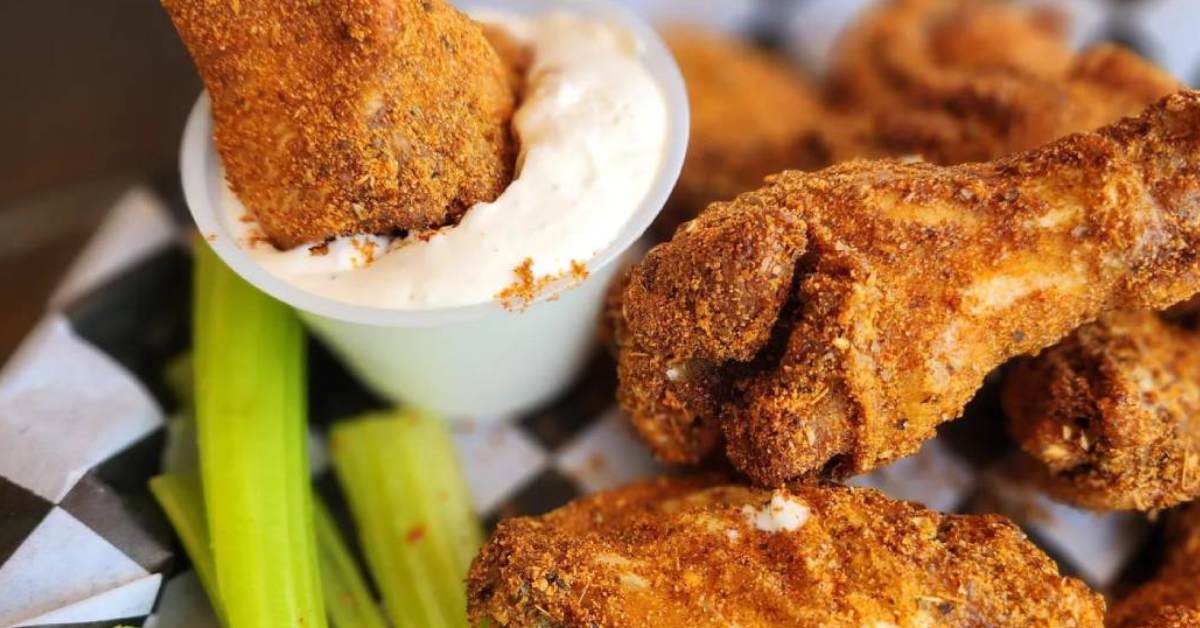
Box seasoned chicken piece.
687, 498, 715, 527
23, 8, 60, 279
162, 0, 516, 249
1114, 607, 1200, 628
834, 0, 1071, 94
1108, 503, 1200, 627
468, 477, 1104, 627
830, 0, 1180, 165
656, 27, 834, 237
613, 91, 1200, 485
610, 201, 806, 463
1004, 312, 1200, 511
652, 1, 1178, 239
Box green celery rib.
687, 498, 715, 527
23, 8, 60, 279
193, 241, 326, 628
314, 497, 389, 628
148, 473, 228, 626
151, 473, 389, 628
331, 411, 482, 628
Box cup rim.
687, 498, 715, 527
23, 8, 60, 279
179, 0, 688, 328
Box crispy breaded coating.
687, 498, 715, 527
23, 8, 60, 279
654, 3, 1178, 238
468, 477, 1104, 627
1003, 312, 1200, 511
1114, 607, 1200, 628
482, 25, 532, 100
832, 0, 1070, 102
611, 203, 806, 461
656, 28, 833, 237
613, 91, 1200, 485
162, 0, 516, 249
1109, 503, 1200, 627
830, 0, 1180, 166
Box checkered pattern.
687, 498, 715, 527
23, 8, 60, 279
5, 1, 1200, 625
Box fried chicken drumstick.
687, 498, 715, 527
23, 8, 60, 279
611, 91, 1200, 485
1109, 502, 1200, 627
1003, 312, 1200, 511
830, 0, 1180, 166
162, 0, 517, 249
468, 477, 1103, 626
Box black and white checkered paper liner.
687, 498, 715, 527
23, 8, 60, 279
3, 1, 1199, 625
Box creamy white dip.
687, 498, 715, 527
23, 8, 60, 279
219, 11, 669, 309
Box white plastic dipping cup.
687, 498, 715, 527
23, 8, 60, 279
179, 0, 688, 420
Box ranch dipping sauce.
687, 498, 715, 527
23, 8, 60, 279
220, 11, 670, 310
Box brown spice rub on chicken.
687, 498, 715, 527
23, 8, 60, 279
1113, 606, 1200, 628
468, 476, 1104, 627
653, 1, 1179, 244
162, 0, 517, 249
1004, 312, 1200, 511
1108, 503, 1200, 627
610, 200, 806, 463
829, 0, 1181, 166
656, 27, 833, 238
612, 91, 1200, 485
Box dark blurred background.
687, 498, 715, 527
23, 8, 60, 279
0, 1, 200, 361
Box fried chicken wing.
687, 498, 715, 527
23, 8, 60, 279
613, 91, 1200, 485
830, 0, 1180, 166
1114, 607, 1200, 628
1109, 503, 1200, 627
1003, 312, 1200, 511
468, 477, 1104, 627
162, 0, 516, 249
657, 28, 833, 237
654, 2, 1178, 239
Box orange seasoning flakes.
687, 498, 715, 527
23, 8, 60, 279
350, 238, 377, 268
406, 524, 427, 544
570, 260, 589, 282
497, 258, 594, 310
246, 228, 272, 249
496, 258, 545, 310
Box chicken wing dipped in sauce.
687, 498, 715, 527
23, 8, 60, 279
162, 0, 517, 249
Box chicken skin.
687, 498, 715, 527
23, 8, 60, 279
656, 28, 833, 237
1108, 502, 1200, 627
468, 476, 1103, 627
612, 91, 1200, 485
830, 0, 1180, 166
162, 0, 516, 249
1003, 312, 1200, 511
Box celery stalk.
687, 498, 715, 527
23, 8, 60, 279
148, 473, 227, 626
315, 498, 389, 628
151, 473, 389, 628
331, 411, 482, 628
193, 241, 325, 628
